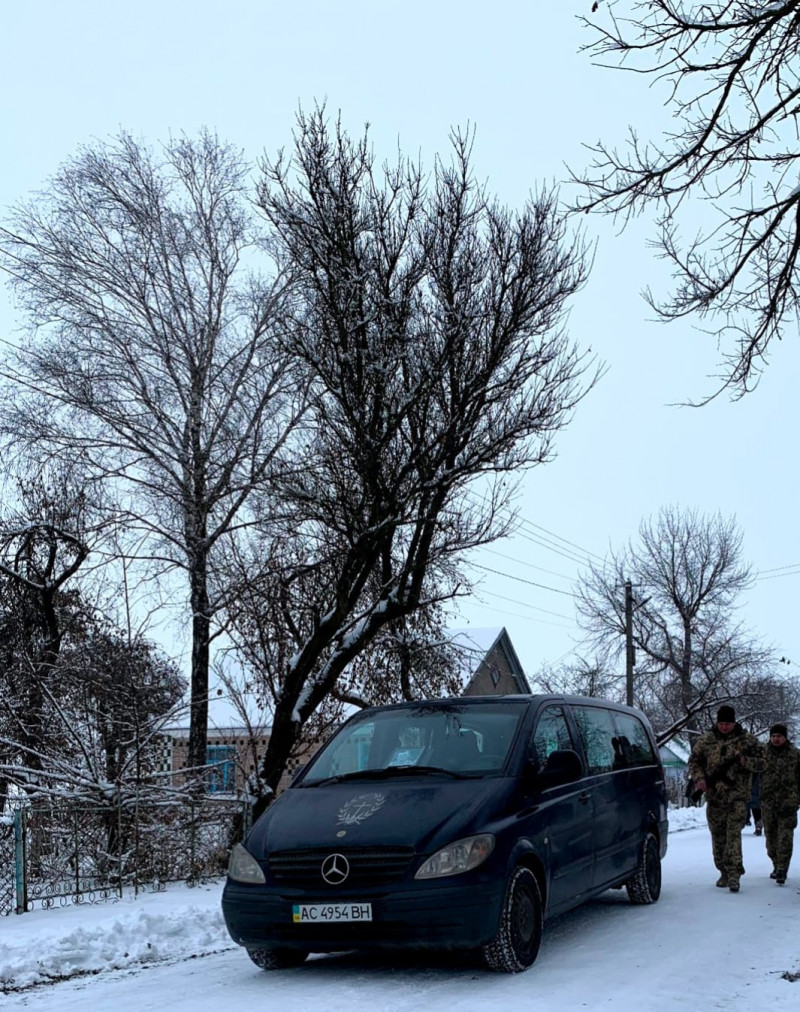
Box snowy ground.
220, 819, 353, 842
2, 806, 799, 1010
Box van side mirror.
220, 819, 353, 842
534, 749, 583, 790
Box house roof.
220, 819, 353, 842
659, 742, 690, 766
161, 726, 270, 739
666, 738, 691, 763
449, 626, 531, 694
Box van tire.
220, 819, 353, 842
626, 832, 661, 904
246, 946, 308, 970
482, 867, 543, 973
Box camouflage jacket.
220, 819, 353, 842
688, 724, 765, 805
760, 740, 800, 813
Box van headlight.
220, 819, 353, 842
227, 843, 266, 884
415, 834, 495, 879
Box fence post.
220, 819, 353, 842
117, 797, 124, 900
133, 787, 140, 899
243, 799, 252, 838
13, 808, 27, 914
190, 798, 196, 883
73, 807, 80, 899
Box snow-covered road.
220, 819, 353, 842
3, 810, 799, 1011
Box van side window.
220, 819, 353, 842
612, 712, 657, 767
531, 706, 575, 773
571, 706, 617, 775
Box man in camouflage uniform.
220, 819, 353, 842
688, 705, 765, 892
760, 722, 800, 885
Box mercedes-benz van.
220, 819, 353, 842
221, 694, 668, 973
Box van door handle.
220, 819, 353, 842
578, 792, 591, 805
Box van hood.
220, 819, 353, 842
248, 777, 511, 856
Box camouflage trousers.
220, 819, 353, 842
706, 799, 747, 879
762, 805, 798, 873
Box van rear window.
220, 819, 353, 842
571, 706, 657, 773
611, 711, 657, 766
571, 706, 617, 775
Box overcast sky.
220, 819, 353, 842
2, 1, 798, 685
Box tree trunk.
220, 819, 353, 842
187, 553, 211, 779
252, 706, 301, 819
681, 620, 697, 739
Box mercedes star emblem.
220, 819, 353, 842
321, 852, 350, 885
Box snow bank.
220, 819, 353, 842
0, 883, 232, 993
667, 804, 707, 832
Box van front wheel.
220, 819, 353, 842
482, 866, 543, 973
626, 832, 661, 904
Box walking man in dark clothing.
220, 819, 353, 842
688, 705, 765, 892
760, 723, 800, 885
747, 773, 763, 835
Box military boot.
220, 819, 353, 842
776, 869, 787, 885
755, 820, 763, 836
716, 874, 729, 888
728, 875, 740, 892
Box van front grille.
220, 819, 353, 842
268, 847, 415, 888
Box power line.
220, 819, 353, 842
754, 567, 800, 582
476, 587, 574, 623
515, 516, 606, 564
757, 561, 800, 575
484, 547, 575, 581
509, 526, 596, 567
462, 488, 604, 567
470, 562, 579, 599
456, 599, 577, 630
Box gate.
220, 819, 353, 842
2, 796, 250, 915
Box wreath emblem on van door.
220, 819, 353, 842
337, 792, 386, 825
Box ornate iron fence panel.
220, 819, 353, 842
17, 796, 249, 913
24, 802, 125, 911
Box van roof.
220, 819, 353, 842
361, 694, 652, 720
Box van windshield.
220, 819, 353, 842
301, 702, 526, 783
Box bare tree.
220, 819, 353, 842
61, 625, 186, 791
530, 652, 623, 700
1, 116, 597, 801
222, 110, 596, 808
731, 666, 800, 738
575, 1, 800, 397
0, 469, 98, 798
576, 506, 768, 741
0, 132, 304, 773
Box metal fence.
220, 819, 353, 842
0, 815, 15, 916
1, 795, 250, 916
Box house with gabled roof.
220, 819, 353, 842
450, 626, 531, 696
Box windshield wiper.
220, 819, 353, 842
301, 764, 474, 787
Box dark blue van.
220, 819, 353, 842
221, 694, 668, 973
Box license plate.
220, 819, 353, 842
292, 902, 372, 923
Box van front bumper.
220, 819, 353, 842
222, 877, 506, 953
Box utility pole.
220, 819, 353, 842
625, 579, 634, 707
